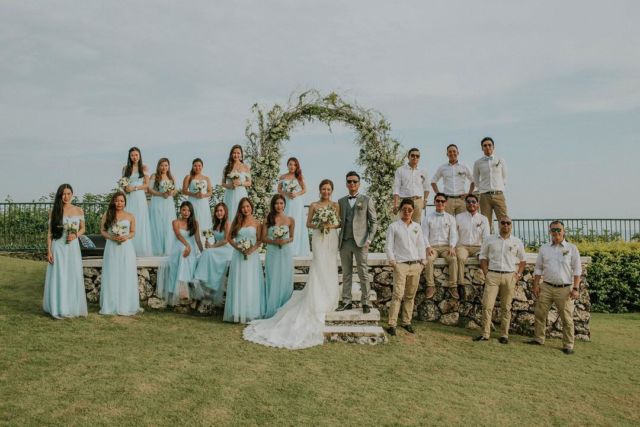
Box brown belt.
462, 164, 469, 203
481, 191, 503, 195
445, 194, 465, 199
543, 281, 571, 288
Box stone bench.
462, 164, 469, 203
83, 253, 592, 341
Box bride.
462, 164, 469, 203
243, 179, 340, 349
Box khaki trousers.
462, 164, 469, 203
455, 245, 481, 285
479, 193, 508, 233
425, 245, 457, 288
388, 262, 423, 327
481, 271, 516, 338
533, 283, 575, 349
444, 197, 466, 216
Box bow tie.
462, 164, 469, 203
348, 195, 358, 200
435, 212, 444, 217
484, 156, 494, 161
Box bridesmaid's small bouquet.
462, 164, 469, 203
194, 180, 207, 195
284, 179, 299, 194
203, 229, 215, 246
118, 177, 130, 190
63, 222, 79, 244
236, 238, 252, 260
227, 171, 242, 181
272, 225, 288, 248
160, 180, 175, 193
109, 223, 128, 245
312, 206, 339, 235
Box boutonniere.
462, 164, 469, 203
562, 250, 569, 256
509, 245, 516, 252
493, 160, 502, 168
356, 201, 363, 209
475, 222, 482, 228
457, 171, 466, 176
412, 227, 418, 235
420, 174, 425, 182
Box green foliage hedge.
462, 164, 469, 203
578, 242, 640, 313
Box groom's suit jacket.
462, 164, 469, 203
338, 194, 378, 249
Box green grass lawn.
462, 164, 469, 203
1, 256, 639, 426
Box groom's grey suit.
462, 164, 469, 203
338, 194, 378, 306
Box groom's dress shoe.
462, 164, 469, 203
336, 303, 352, 312
401, 324, 415, 334
386, 327, 396, 336
362, 305, 371, 314
472, 335, 489, 342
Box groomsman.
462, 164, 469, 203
473, 137, 508, 232
455, 194, 490, 294
393, 148, 430, 223
431, 144, 475, 216
385, 198, 426, 336
336, 172, 378, 313
473, 216, 526, 344
526, 221, 582, 355
422, 193, 458, 299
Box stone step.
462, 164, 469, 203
323, 325, 388, 345
325, 308, 380, 325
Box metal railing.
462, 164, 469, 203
1, 202, 638, 251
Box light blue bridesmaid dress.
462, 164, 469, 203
157, 228, 204, 305
125, 175, 153, 257
223, 171, 249, 221
223, 226, 265, 323
149, 179, 176, 256
100, 219, 140, 315
264, 225, 294, 318
187, 178, 213, 237
194, 229, 233, 306
281, 178, 311, 257
43, 215, 88, 319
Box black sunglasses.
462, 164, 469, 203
500, 221, 512, 225
434, 199, 446, 203
550, 227, 563, 233
346, 179, 359, 184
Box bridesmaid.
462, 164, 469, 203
194, 202, 233, 306
43, 183, 88, 319
157, 201, 205, 306
278, 157, 311, 257
262, 194, 295, 318
121, 147, 153, 256
182, 158, 213, 241
148, 157, 177, 256
221, 145, 251, 220
223, 197, 265, 323
99, 191, 140, 316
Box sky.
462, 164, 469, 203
1, 0, 639, 218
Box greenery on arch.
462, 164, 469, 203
244, 90, 403, 251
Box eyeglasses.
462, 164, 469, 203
434, 199, 446, 204
550, 228, 563, 233
465, 200, 478, 205
409, 154, 420, 158
346, 179, 359, 184
500, 221, 512, 225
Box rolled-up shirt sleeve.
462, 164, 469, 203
571, 246, 582, 277
502, 159, 508, 187
516, 240, 525, 262
431, 167, 442, 185
421, 218, 431, 248
534, 251, 544, 276
393, 169, 401, 195
479, 239, 489, 260
449, 218, 458, 247
385, 224, 396, 262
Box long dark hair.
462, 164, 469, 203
179, 201, 198, 236
153, 158, 174, 191
124, 147, 144, 179
286, 157, 303, 181
223, 144, 243, 179
266, 194, 286, 227
188, 158, 203, 186
212, 202, 229, 233
230, 197, 253, 239
103, 191, 127, 231
50, 183, 73, 240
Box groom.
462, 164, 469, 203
336, 171, 378, 313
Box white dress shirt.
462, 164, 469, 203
534, 240, 582, 285
431, 162, 473, 196
479, 234, 525, 272
393, 164, 429, 197
385, 219, 426, 263
421, 211, 458, 248
473, 155, 507, 193
456, 211, 490, 246
347, 193, 359, 208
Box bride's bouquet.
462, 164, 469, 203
272, 225, 288, 248
312, 206, 339, 235
109, 223, 128, 245
284, 179, 299, 194
236, 238, 252, 260
63, 222, 79, 244
160, 180, 175, 193
118, 177, 130, 190
193, 180, 207, 195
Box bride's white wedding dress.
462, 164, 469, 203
243, 228, 339, 349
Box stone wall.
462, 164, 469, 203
82, 254, 591, 340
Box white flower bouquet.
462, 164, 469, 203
236, 237, 252, 260
118, 177, 130, 189
109, 223, 128, 245
63, 222, 79, 244
203, 229, 215, 246
312, 206, 339, 235
193, 180, 207, 194
284, 179, 299, 194
160, 180, 175, 193
227, 171, 242, 183
272, 225, 288, 248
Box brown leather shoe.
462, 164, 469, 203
449, 287, 460, 299
425, 286, 436, 299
